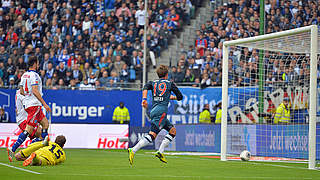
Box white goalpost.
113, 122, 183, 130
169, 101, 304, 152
221, 25, 318, 169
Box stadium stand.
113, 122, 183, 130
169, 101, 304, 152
174, 0, 318, 87
0, 0, 316, 89
0, 0, 200, 89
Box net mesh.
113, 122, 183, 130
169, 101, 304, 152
238, 31, 313, 54
225, 30, 319, 161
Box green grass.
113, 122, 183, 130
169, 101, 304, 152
0, 148, 320, 180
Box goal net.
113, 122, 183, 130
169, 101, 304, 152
221, 25, 319, 169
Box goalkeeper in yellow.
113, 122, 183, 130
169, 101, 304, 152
14, 135, 66, 166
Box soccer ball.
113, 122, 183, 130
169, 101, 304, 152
240, 150, 251, 161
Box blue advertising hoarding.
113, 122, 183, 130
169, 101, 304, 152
166, 87, 222, 125
0, 86, 317, 126
0, 89, 142, 125
45, 89, 142, 124
227, 125, 257, 155
2, 86, 319, 159
166, 86, 311, 125
129, 126, 155, 150
0, 89, 15, 122
175, 124, 221, 152
256, 124, 309, 159
174, 124, 319, 160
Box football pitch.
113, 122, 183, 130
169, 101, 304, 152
0, 149, 319, 180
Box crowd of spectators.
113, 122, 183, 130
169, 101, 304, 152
170, 0, 317, 88
0, 0, 199, 90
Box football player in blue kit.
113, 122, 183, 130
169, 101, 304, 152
128, 65, 183, 165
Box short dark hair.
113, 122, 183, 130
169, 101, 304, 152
156, 65, 168, 78
27, 56, 38, 68
55, 135, 66, 148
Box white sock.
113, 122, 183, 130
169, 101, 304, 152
159, 134, 173, 153
132, 135, 153, 153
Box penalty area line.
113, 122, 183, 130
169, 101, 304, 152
0, 162, 42, 175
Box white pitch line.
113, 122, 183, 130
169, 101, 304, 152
0, 162, 42, 175
139, 153, 319, 171
56, 173, 313, 179
248, 162, 320, 171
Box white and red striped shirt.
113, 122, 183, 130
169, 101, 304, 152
15, 89, 27, 125
20, 70, 43, 108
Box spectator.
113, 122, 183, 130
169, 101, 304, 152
16, 57, 27, 71
41, 53, 50, 71
68, 79, 77, 90
8, 76, 16, 88
56, 62, 66, 80
0, 46, 9, 62
211, 67, 222, 86
187, 58, 200, 78
113, 55, 125, 75
200, 73, 211, 89
195, 33, 207, 57
99, 70, 109, 86
26, 3, 37, 16
135, 5, 146, 32
45, 62, 54, 80
194, 53, 204, 68
5, 58, 15, 80
58, 49, 70, 65
9, 48, 19, 65
116, 3, 131, 17
88, 72, 97, 86
169, 9, 180, 27
82, 16, 91, 32
82, 62, 92, 81
119, 63, 129, 83
175, 66, 185, 83
57, 78, 66, 89
6, 27, 18, 43
183, 68, 195, 85
79, 79, 94, 90
187, 45, 196, 59
107, 70, 120, 87
64, 69, 73, 86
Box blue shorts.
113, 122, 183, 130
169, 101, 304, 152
150, 112, 173, 134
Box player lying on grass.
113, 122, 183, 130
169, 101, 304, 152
128, 65, 183, 164
15, 135, 66, 166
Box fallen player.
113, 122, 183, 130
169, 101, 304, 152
15, 135, 66, 166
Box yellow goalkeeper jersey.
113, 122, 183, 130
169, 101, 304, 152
35, 142, 66, 165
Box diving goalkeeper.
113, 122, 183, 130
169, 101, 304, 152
15, 135, 66, 166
